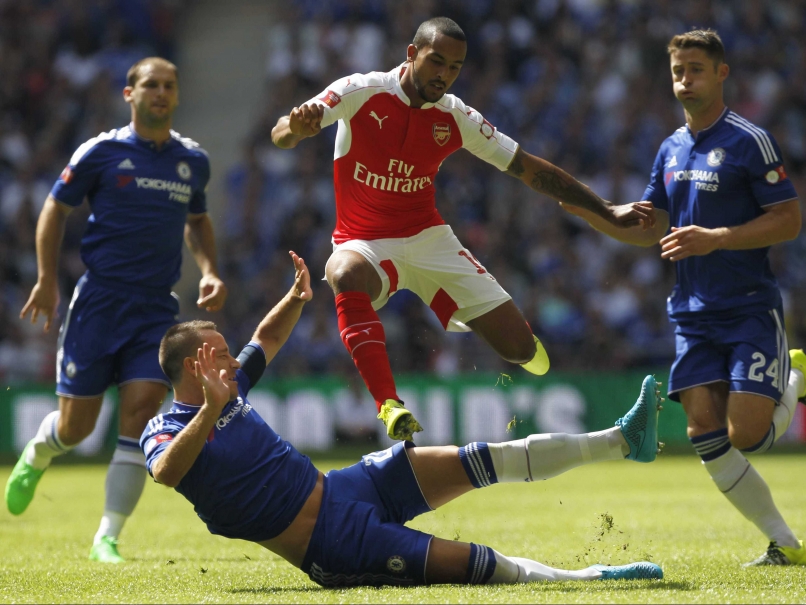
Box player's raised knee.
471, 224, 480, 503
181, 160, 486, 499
326, 255, 378, 296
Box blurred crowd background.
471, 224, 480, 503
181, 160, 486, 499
3, 0, 806, 386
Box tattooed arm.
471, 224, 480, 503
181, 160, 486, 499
505, 148, 657, 231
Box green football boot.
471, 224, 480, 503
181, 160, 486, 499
521, 335, 550, 376
377, 400, 423, 441
89, 536, 125, 563
789, 349, 806, 398
744, 540, 806, 566
5, 442, 46, 515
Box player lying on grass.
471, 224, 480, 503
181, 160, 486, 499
141, 251, 664, 587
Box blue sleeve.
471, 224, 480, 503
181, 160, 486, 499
641, 146, 669, 211
235, 342, 267, 395
50, 145, 105, 207
140, 414, 183, 478
743, 133, 798, 207
188, 155, 210, 214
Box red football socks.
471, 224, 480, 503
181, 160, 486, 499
335, 291, 399, 411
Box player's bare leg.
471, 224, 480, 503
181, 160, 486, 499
726, 393, 775, 451
326, 250, 383, 299
5, 395, 104, 515
57, 396, 105, 445
326, 250, 422, 440
90, 380, 168, 563
682, 385, 803, 564
466, 301, 549, 375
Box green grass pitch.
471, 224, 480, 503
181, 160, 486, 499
1, 454, 804, 603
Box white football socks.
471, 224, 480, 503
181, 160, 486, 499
487, 428, 628, 483
94, 438, 146, 544
25, 410, 74, 470
94, 512, 127, 544
773, 368, 804, 442
704, 447, 799, 548
489, 550, 601, 582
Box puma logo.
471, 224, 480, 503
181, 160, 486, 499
359, 328, 372, 336
370, 111, 388, 128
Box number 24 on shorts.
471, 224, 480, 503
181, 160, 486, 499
747, 352, 779, 388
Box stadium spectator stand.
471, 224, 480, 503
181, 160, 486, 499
2, 0, 805, 383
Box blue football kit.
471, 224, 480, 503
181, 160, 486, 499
50, 124, 209, 396
642, 108, 798, 402
141, 343, 435, 587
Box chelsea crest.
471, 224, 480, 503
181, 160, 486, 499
707, 148, 725, 167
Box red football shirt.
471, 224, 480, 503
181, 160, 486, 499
306, 65, 519, 243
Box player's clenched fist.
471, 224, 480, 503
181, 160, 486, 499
289, 103, 324, 137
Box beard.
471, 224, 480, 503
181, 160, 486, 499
411, 63, 445, 103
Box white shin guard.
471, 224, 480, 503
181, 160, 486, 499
488, 428, 627, 483
489, 550, 600, 583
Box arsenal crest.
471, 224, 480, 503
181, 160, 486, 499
433, 122, 451, 146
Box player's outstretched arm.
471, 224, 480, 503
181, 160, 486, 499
185, 213, 227, 311
250, 251, 312, 366
19, 195, 72, 332
505, 148, 657, 230
561, 201, 670, 247
660, 198, 800, 261
271, 103, 325, 149
151, 342, 230, 487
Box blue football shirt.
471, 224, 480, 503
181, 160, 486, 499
643, 108, 798, 319
51, 124, 210, 289
140, 343, 319, 542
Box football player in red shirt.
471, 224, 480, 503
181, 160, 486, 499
272, 17, 656, 440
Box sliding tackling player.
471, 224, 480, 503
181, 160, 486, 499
142, 251, 664, 587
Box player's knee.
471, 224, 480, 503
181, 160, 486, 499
728, 424, 770, 451
327, 262, 371, 295
119, 398, 163, 434
684, 414, 723, 440
58, 414, 97, 446
121, 407, 158, 435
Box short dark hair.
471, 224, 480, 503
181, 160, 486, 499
412, 17, 466, 49
667, 29, 725, 66
159, 320, 217, 384
126, 57, 178, 87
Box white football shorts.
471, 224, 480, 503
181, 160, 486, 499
327, 225, 511, 332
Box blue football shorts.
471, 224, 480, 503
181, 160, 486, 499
301, 441, 434, 587
668, 304, 789, 404
56, 273, 179, 398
